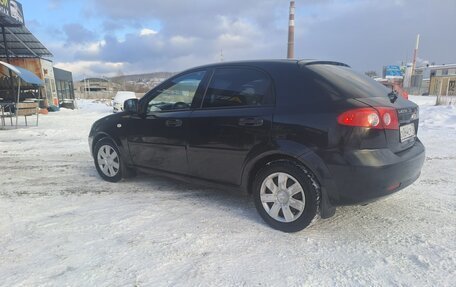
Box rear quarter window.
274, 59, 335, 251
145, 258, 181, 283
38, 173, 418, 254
306, 65, 390, 100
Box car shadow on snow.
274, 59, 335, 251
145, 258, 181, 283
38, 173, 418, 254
90, 171, 427, 236
121, 172, 266, 226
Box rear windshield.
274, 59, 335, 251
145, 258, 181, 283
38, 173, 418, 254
305, 64, 391, 99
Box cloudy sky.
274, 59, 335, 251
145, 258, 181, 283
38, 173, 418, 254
21, 0, 456, 79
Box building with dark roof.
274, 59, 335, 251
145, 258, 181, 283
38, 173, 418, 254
54, 67, 75, 102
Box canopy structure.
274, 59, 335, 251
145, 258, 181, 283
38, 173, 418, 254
0, 60, 43, 115
0, 26, 53, 59
0, 60, 43, 85
0, 0, 52, 59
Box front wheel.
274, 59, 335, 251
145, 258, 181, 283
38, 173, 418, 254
94, 139, 123, 182
253, 161, 320, 232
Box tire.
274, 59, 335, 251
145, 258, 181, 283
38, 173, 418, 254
253, 161, 320, 232
94, 138, 123, 182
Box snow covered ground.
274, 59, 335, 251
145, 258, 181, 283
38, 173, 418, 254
0, 96, 454, 286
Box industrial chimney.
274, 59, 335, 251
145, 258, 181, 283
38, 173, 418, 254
287, 1, 295, 59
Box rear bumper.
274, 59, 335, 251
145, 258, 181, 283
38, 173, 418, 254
326, 139, 425, 205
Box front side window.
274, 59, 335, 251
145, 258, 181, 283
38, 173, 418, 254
203, 68, 273, 108
147, 70, 206, 113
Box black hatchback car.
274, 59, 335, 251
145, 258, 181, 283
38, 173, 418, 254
89, 60, 425, 232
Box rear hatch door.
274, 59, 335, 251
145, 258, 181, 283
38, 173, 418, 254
303, 63, 419, 153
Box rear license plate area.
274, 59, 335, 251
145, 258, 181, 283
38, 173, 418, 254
400, 123, 416, 142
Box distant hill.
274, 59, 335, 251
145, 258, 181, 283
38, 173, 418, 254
110, 72, 176, 83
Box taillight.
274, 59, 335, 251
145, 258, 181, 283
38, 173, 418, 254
376, 107, 399, 130
338, 107, 399, 130
402, 91, 409, 100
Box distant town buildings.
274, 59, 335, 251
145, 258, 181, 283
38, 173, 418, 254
76, 78, 119, 93
371, 62, 456, 98
410, 64, 456, 97
75, 73, 175, 99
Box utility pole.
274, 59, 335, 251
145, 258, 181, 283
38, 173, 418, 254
83, 76, 87, 99
411, 34, 420, 76
87, 78, 91, 98
83, 76, 90, 99
287, 1, 295, 59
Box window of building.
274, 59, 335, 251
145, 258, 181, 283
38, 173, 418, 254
64, 81, 70, 98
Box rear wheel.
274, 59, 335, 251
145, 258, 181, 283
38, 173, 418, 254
253, 161, 320, 232
94, 139, 123, 182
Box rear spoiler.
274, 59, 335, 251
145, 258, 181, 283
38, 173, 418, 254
299, 60, 350, 68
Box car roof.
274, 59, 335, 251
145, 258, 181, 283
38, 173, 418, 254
299, 60, 350, 67
186, 59, 297, 70
181, 59, 350, 73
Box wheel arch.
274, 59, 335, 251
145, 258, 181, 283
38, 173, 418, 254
241, 144, 337, 219
92, 132, 120, 155
243, 152, 302, 194
91, 132, 131, 167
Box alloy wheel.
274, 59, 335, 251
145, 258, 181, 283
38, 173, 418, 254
97, 145, 120, 177
260, 172, 306, 223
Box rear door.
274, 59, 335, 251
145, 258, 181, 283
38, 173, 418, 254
187, 67, 274, 185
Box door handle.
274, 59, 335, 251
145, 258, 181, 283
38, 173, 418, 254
238, 117, 264, 127
165, 119, 183, 127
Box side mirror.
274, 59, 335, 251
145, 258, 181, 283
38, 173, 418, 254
124, 98, 139, 114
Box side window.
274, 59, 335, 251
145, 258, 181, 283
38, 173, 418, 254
147, 70, 206, 113
202, 68, 273, 108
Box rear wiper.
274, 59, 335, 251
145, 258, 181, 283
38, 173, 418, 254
387, 88, 398, 103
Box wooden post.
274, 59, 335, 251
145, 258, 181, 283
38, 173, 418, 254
16, 77, 21, 128
2, 26, 16, 101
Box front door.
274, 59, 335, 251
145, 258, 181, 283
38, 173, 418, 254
126, 70, 207, 174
